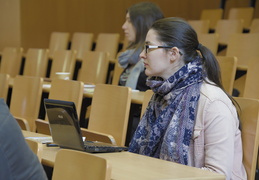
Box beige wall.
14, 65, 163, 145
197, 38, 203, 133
0, 0, 21, 49
255, 0, 259, 18
223, 0, 251, 18
0, 0, 222, 51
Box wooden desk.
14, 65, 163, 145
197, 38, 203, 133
42, 82, 145, 105
82, 87, 144, 105
23, 131, 225, 180
8, 79, 144, 105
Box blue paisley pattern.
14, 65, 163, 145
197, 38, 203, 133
128, 57, 204, 165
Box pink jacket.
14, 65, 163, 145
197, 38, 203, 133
188, 82, 247, 180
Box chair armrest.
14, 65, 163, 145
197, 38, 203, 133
43, 77, 51, 82
25, 138, 43, 162
14, 116, 30, 131
80, 128, 117, 145
109, 58, 116, 64
35, 119, 51, 135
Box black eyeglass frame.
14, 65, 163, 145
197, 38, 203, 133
144, 45, 183, 55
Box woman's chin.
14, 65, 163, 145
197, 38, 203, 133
125, 37, 134, 43
145, 69, 152, 77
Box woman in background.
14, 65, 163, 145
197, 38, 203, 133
129, 17, 247, 180
119, 2, 164, 91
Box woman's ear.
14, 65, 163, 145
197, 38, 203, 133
169, 47, 181, 62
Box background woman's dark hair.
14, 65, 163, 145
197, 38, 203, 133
151, 17, 238, 107
127, 2, 164, 49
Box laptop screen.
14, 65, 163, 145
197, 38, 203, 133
44, 98, 85, 151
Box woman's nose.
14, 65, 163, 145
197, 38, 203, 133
140, 49, 146, 59
122, 22, 126, 29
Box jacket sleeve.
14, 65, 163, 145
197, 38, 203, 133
201, 99, 238, 180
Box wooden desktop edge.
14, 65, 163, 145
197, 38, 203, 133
22, 130, 225, 180
8, 78, 145, 105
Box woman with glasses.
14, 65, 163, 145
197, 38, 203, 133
119, 2, 164, 91
129, 17, 247, 180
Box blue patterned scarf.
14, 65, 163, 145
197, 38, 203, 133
128, 57, 204, 165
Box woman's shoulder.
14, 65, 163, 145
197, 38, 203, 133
198, 81, 238, 115
196, 81, 239, 130
200, 81, 229, 103
199, 81, 236, 113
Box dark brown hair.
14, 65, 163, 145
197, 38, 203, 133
151, 17, 223, 90
127, 2, 164, 50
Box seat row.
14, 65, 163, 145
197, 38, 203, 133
194, 7, 256, 33
1, 75, 134, 147
39, 31, 121, 61
0, 31, 123, 82
2, 53, 256, 111
179, 31, 259, 98
189, 18, 259, 47
0, 47, 111, 85
194, 31, 259, 71
189, 7, 259, 56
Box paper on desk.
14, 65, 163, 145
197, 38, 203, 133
25, 137, 53, 144
42, 84, 51, 89
84, 84, 95, 93
84, 84, 95, 88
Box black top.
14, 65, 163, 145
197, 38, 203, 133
136, 71, 150, 91
119, 68, 150, 92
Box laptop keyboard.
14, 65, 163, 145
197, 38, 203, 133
84, 141, 115, 147
83, 141, 128, 153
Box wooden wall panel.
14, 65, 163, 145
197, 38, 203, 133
223, 0, 251, 18
254, 0, 259, 18
20, 0, 58, 51
0, 0, 222, 51
0, 0, 21, 50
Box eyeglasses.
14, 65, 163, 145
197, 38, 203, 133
143, 45, 183, 55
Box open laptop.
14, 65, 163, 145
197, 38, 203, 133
44, 98, 128, 153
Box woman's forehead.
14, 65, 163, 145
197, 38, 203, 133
126, 12, 130, 18
146, 29, 159, 42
